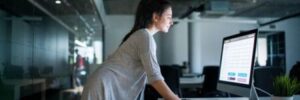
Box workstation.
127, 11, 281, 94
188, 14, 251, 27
1, 0, 300, 100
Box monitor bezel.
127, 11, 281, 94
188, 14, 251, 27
218, 29, 258, 88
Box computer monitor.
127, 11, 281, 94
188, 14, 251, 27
217, 29, 258, 97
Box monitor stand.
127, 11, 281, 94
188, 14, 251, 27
250, 79, 259, 100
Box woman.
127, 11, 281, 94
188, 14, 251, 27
81, 0, 179, 100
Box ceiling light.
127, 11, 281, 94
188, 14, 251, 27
75, 40, 87, 47
55, 0, 61, 4
74, 26, 78, 30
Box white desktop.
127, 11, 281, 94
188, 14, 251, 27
217, 29, 258, 99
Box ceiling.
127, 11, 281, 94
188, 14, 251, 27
1, 0, 300, 41
104, 0, 300, 18
0, 0, 102, 42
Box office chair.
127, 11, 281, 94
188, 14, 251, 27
42, 66, 53, 75
28, 66, 40, 78
3, 64, 24, 79
161, 65, 182, 96
144, 65, 181, 100
289, 61, 300, 94
200, 66, 227, 97
254, 67, 284, 96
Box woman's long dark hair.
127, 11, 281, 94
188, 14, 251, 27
120, 0, 171, 45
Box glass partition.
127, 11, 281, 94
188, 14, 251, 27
256, 31, 285, 71
0, 0, 103, 99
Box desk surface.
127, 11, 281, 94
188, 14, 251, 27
180, 77, 204, 88
180, 77, 204, 84
180, 97, 248, 100
159, 95, 300, 100
158, 97, 248, 100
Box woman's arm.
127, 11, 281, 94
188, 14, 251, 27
135, 31, 179, 99
151, 80, 180, 100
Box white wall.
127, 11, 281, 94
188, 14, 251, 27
161, 18, 258, 73
104, 15, 134, 58
103, 15, 300, 74
103, 15, 258, 73
103, 15, 182, 65
197, 19, 257, 70
259, 17, 300, 74
159, 20, 188, 65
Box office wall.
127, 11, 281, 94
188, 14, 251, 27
160, 18, 257, 73
10, 19, 33, 69
104, 15, 164, 63
103, 15, 258, 72
0, 10, 10, 71
29, 18, 69, 74
104, 15, 134, 58
197, 20, 257, 72
0, 13, 69, 77
259, 17, 300, 74
0, 10, 71, 96
159, 21, 188, 65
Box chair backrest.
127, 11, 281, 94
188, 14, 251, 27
3, 65, 24, 79
289, 62, 300, 82
144, 65, 181, 100
254, 67, 284, 96
201, 66, 220, 94
28, 66, 40, 78
161, 65, 181, 96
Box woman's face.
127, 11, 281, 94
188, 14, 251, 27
153, 7, 173, 33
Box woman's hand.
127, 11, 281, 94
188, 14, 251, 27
164, 94, 180, 100
151, 80, 181, 100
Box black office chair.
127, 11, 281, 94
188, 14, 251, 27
200, 66, 227, 97
254, 67, 284, 96
162, 65, 182, 96
144, 65, 181, 100
28, 66, 40, 78
3, 64, 24, 79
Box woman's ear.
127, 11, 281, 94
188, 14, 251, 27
152, 13, 159, 22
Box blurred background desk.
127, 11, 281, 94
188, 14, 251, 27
180, 76, 204, 88
2, 78, 46, 100
159, 95, 300, 100
159, 97, 249, 100
179, 75, 204, 97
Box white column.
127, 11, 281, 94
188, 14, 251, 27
188, 12, 202, 74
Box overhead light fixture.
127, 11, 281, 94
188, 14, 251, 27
55, 0, 61, 4
93, 18, 96, 22
75, 40, 87, 47
28, 0, 77, 35
74, 26, 78, 30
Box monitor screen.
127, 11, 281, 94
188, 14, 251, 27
217, 29, 257, 97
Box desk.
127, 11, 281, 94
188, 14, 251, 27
180, 76, 204, 88
158, 95, 300, 100
158, 97, 248, 100
3, 79, 46, 100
